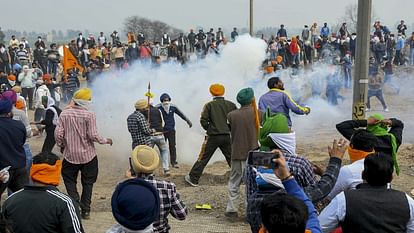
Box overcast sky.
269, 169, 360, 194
1, 0, 413, 33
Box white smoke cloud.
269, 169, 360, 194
89, 34, 414, 167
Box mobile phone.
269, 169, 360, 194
129, 158, 136, 176
247, 151, 280, 167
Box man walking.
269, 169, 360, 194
185, 84, 237, 187
157, 93, 192, 168
55, 88, 113, 220
225, 88, 259, 218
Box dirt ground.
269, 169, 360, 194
24, 68, 414, 231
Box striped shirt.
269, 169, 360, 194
55, 106, 108, 164
16, 49, 29, 61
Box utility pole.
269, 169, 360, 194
249, 0, 253, 36
352, 0, 372, 120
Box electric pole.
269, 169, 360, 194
352, 0, 372, 120
250, 0, 253, 36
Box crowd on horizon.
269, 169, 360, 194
0, 18, 413, 233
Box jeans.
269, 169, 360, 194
48, 61, 58, 78
164, 131, 177, 165
343, 66, 352, 88
367, 89, 387, 109
23, 143, 33, 174
226, 160, 246, 213
21, 87, 34, 109
62, 157, 98, 213
149, 134, 170, 171
410, 48, 414, 66
326, 85, 338, 105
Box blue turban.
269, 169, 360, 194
111, 178, 160, 230
0, 99, 12, 114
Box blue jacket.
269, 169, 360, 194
156, 104, 190, 132
320, 27, 330, 37
396, 37, 405, 51
283, 178, 322, 233
0, 117, 27, 169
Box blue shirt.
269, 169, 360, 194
258, 89, 308, 127
156, 104, 189, 132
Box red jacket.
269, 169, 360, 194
290, 41, 299, 55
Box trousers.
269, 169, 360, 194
226, 160, 246, 213
62, 157, 98, 212
189, 135, 231, 183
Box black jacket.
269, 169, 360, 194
4, 185, 84, 233
336, 119, 404, 155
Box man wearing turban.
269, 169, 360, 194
185, 84, 237, 187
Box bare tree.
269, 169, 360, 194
124, 16, 183, 42
335, 3, 377, 34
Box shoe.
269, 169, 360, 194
81, 211, 90, 220
172, 163, 180, 169
384, 108, 389, 112
184, 174, 198, 187
225, 212, 238, 218
366, 108, 370, 112
164, 170, 171, 177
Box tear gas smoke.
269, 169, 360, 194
90, 35, 413, 166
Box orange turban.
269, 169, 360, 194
8, 74, 16, 81
209, 84, 225, 96
30, 160, 62, 186
276, 56, 283, 64
15, 99, 25, 110
265, 66, 274, 74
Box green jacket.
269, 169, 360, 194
200, 97, 237, 135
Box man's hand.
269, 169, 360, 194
367, 117, 380, 125
328, 139, 348, 160
304, 107, 311, 115
271, 150, 291, 180
60, 147, 65, 154
381, 119, 392, 127
107, 138, 113, 146
187, 120, 193, 128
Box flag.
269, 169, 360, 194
63, 46, 84, 75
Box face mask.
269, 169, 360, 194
0, 47, 5, 53
38, 39, 41, 42
162, 101, 171, 112
351, 35, 356, 40
132, 43, 136, 48
79, 35, 83, 39
9, 80, 15, 86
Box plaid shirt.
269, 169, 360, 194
127, 111, 153, 149
143, 175, 188, 233
246, 156, 341, 232
246, 153, 316, 200
55, 106, 108, 164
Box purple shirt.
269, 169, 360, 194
258, 89, 308, 126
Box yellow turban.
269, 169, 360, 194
73, 88, 92, 101
209, 84, 225, 96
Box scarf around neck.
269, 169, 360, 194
367, 114, 399, 175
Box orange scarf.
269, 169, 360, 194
30, 160, 62, 186
252, 97, 260, 135
347, 146, 374, 163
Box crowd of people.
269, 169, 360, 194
0, 19, 412, 233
